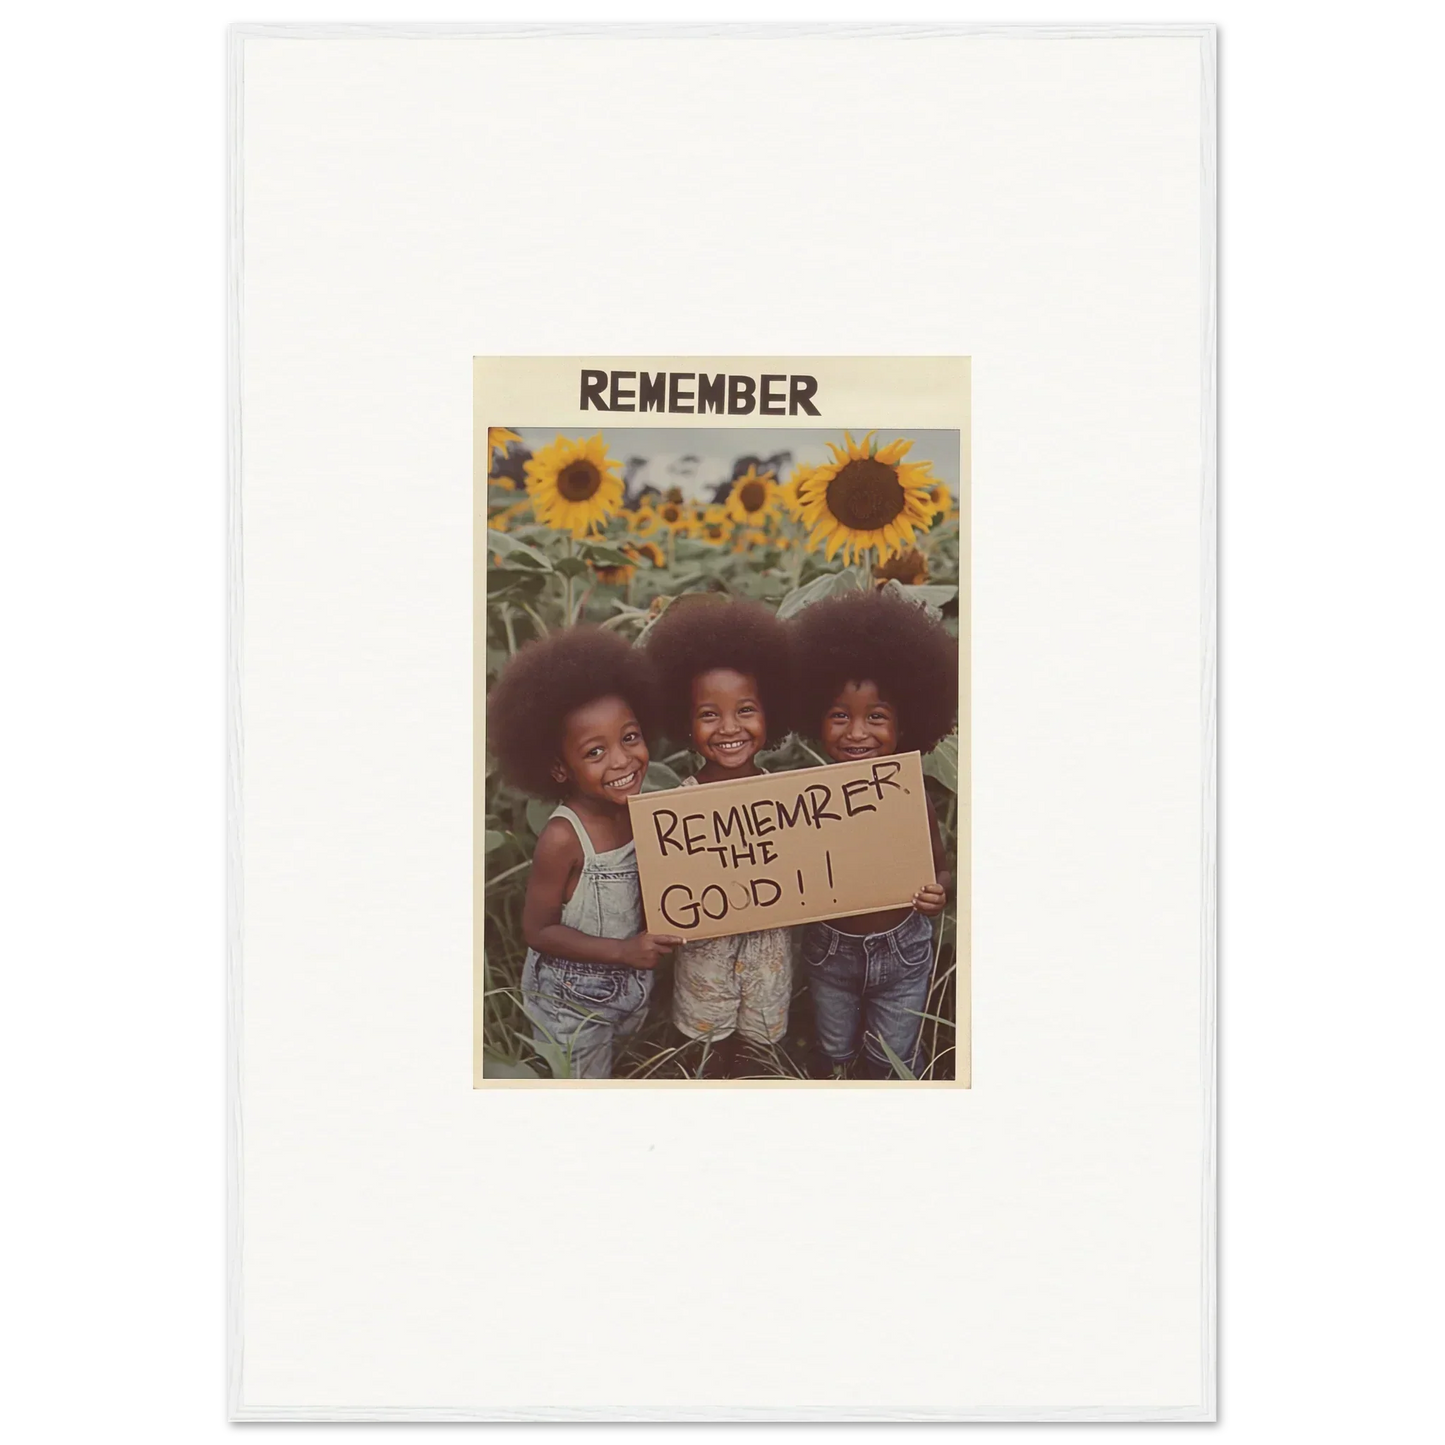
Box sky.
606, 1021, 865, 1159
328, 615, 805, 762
512, 426, 961, 504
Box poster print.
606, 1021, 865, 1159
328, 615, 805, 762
475, 358, 970, 1086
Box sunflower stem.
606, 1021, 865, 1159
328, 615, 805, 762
564, 535, 574, 623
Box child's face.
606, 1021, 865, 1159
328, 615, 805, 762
552, 695, 650, 806
820, 680, 899, 761
690, 668, 766, 772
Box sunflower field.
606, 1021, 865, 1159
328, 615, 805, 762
480, 428, 964, 1081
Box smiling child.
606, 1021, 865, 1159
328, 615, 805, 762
788, 589, 958, 1079
487, 626, 683, 1079
646, 597, 795, 1076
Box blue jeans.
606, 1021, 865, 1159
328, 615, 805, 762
521, 952, 654, 1079
802, 911, 936, 1079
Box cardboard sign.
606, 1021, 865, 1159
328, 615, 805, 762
628, 752, 934, 940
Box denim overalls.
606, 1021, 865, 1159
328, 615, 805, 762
521, 806, 651, 1079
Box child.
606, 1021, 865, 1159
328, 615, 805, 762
487, 626, 683, 1079
645, 597, 795, 1077
787, 590, 958, 1079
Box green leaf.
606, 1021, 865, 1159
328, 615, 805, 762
644, 761, 685, 791
922, 734, 959, 791
775, 567, 861, 619
905, 584, 959, 609
486, 530, 552, 570
879, 578, 957, 616
900, 1006, 957, 1030
665, 571, 707, 590
529, 1032, 573, 1080
525, 798, 554, 837
580, 543, 633, 567
482, 1052, 539, 1080
484, 829, 506, 854
872, 1033, 918, 1082
486, 567, 548, 594
552, 555, 589, 579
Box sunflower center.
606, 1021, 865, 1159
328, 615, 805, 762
738, 479, 767, 512
875, 548, 928, 584
557, 460, 601, 502
826, 458, 904, 531
662, 504, 681, 523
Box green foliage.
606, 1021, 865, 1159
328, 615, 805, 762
923, 735, 959, 791
775, 567, 862, 619
481, 1053, 539, 1080
486, 529, 551, 570
645, 761, 685, 791
872, 1033, 919, 1082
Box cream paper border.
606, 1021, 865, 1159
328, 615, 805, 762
472, 356, 972, 1090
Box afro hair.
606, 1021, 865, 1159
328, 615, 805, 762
486, 625, 659, 798
643, 595, 794, 751
788, 589, 959, 755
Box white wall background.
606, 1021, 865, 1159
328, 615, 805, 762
240, 32, 1200, 1416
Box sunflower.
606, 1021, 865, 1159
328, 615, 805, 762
731, 525, 773, 554
695, 505, 734, 546
777, 468, 809, 519
653, 496, 696, 536
589, 553, 637, 587
796, 431, 938, 564
923, 480, 954, 522
873, 548, 930, 586
487, 427, 523, 488
488, 426, 521, 460
590, 542, 664, 587
487, 499, 533, 533
724, 464, 780, 528
629, 504, 663, 539
523, 433, 624, 538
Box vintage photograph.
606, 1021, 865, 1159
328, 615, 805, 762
478, 419, 966, 1082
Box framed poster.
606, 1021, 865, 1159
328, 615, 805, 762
231, 23, 1215, 1421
